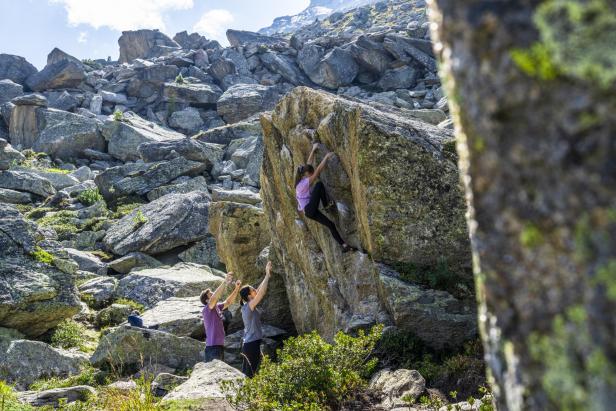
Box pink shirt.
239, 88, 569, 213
296, 177, 311, 211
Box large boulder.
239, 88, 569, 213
0, 256, 82, 337
91, 325, 204, 371
195, 117, 262, 145
103, 157, 206, 199
0, 203, 37, 255
0, 79, 23, 105
18, 386, 96, 408
173, 31, 220, 51
216, 83, 283, 124
298, 45, 358, 89
116, 263, 224, 309
107, 252, 162, 274
118, 29, 181, 63
208, 202, 294, 332
0, 169, 55, 197
163, 82, 223, 108
140, 296, 204, 338
101, 112, 185, 162
0, 340, 89, 389
103, 191, 212, 256
126, 64, 180, 99
138, 137, 224, 171
178, 235, 222, 268
259, 87, 474, 345
25, 60, 86, 91
168, 107, 204, 133
78, 277, 117, 307
9, 104, 104, 160
46, 47, 82, 66
162, 360, 243, 405
0, 54, 37, 85
259, 51, 310, 86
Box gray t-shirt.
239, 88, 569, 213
241, 303, 263, 343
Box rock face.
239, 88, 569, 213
0, 257, 82, 337
209, 201, 294, 331
101, 112, 184, 162
260, 87, 474, 346
25, 60, 86, 91
9, 101, 105, 160
140, 296, 204, 338
0, 340, 89, 389
216, 83, 286, 124
429, 1, 616, 409
103, 191, 211, 256
118, 29, 181, 63
163, 360, 243, 403
0, 54, 37, 85
116, 263, 224, 308
91, 325, 205, 371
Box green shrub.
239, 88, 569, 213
0, 380, 33, 410
77, 188, 104, 206
114, 298, 145, 313
393, 257, 472, 297
29, 365, 108, 391
113, 110, 124, 121
222, 325, 383, 410
51, 319, 87, 350
175, 73, 184, 84
31, 246, 55, 265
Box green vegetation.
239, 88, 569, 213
375, 329, 486, 401
37, 210, 80, 240
174, 73, 184, 84
31, 246, 55, 265
519, 223, 544, 248
510, 43, 559, 80
114, 298, 145, 313
113, 110, 124, 121
594, 259, 616, 301
77, 188, 104, 206
393, 258, 472, 297
51, 320, 88, 350
0, 380, 33, 411
133, 210, 148, 227
30, 365, 108, 391
222, 325, 383, 410
43, 167, 70, 174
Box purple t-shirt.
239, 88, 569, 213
203, 302, 225, 347
296, 177, 311, 211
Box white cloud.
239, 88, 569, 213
193, 9, 234, 45
51, 0, 193, 31
77, 31, 88, 43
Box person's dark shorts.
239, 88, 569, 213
205, 345, 224, 362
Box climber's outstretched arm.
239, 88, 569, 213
307, 143, 318, 165
309, 152, 334, 184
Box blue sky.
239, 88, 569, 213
0, 0, 310, 69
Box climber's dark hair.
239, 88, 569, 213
295, 164, 314, 187
239, 285, 252, 306
200, 289, 211, 306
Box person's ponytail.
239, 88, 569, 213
295, 165, 305, 188
239, 286, 251, 306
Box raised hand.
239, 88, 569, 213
312, 142, 319, 151
235, 279, 242, 288
265, 261, 272, 276
225, 272, 234, 284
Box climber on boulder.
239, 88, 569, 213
295, 143, 354, 253
200, 272, 242, 362
238, 261, 272, 377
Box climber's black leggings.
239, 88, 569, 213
304, 181, 344, 246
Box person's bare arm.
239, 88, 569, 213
208, 272, 233, 310
307, 143, 319, 165
249, 261, 272, 311
222, 280, 242, 309
309, 152, 334, 184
